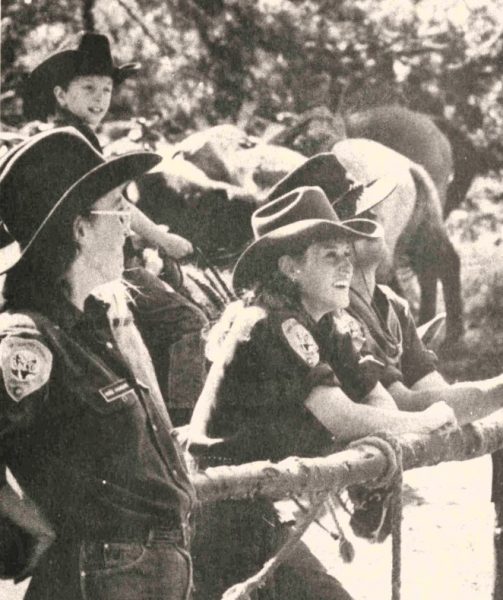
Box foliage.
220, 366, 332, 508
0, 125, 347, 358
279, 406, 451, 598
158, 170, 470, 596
1, 0, 503, 148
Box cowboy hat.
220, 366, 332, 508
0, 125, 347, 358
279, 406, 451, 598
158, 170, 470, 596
267, 152, 396, 219
22, 32, 140, 121
232, 186, 383, 291
0, 127, 161, 274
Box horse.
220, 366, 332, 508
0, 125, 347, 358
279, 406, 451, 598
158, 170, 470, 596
344, 106, 454, 212
127, 154, 256, 320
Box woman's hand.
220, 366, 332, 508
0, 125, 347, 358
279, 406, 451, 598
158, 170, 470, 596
415, 401, 457, 434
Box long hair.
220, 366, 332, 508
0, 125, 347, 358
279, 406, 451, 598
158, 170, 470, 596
2, 218, 80, 313
205, 245, 310, 361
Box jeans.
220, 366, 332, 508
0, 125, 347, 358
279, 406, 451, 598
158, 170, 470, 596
24, 528, 192, 600
192, 499, 353, 600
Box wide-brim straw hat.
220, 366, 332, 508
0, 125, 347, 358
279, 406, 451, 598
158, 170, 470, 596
0, 127, 161, 274
267, 152, 396, 219
22, 32, 140, 121
232, 186, 383, 291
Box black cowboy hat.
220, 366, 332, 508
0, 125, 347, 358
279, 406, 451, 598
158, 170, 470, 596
0, 127, 161, 274
232, 186, 383, 291
267, 152, 396, 220
22, 32, 140, 121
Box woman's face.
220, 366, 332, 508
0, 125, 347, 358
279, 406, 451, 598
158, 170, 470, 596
79, 186, 131, 284
287, 238, 353, 319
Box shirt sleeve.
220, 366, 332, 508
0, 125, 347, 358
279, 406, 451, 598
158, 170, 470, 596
396, 305, 438, 387
128, 268, 209, 412
326, 330, 382, 402
0, 322, 53, 474
190, 315, 340, 464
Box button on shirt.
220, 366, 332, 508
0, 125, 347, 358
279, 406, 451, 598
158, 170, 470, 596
0, 294, 195, 540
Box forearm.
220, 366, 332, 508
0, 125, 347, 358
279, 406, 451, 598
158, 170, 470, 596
389, 378, 503, 425
0, 483, 55, 539
129, 205, 165, 246
305, 386, 451, 445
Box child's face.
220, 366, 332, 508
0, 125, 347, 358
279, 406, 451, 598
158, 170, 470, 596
54, 75, 113, 129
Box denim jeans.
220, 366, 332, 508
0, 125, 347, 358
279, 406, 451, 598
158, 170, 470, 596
25, 529, 192, 600
192, 499, 353, 600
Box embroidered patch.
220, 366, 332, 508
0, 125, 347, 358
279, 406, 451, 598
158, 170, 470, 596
99, 379, 133, 403
281, 319, 319, 367
0, 337, 53, 402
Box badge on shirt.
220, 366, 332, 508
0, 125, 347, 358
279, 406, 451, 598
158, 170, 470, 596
99, 379, 133, 403
0, 336, 53, 402
281, 319, 319, 367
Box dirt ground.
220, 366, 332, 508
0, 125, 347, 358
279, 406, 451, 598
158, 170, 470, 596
1, 176, 502, 600
1, 456, 497, 600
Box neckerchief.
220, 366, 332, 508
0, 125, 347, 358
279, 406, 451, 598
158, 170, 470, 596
348, 287, 402, 368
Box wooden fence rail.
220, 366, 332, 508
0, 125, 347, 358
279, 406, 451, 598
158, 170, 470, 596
192, 411, 503, 502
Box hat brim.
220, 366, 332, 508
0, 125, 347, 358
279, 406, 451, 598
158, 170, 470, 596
335, 175, 397, 217
232, 217, 383, 291
22, 51, 140, 120
1, 150, 161, 274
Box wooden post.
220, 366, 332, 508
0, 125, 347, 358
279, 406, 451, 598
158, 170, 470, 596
492, 450, 503, 599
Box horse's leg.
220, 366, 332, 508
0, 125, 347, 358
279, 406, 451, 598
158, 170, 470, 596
437, 234, 463, 343
416, 265, 438, 325
423, 230, 463, 343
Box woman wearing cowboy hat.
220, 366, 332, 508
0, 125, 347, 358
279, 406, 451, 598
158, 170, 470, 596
22, 31, 193, 269
269, 152, 503, 543
186, 185, 455, 599
0, 129, 195, 600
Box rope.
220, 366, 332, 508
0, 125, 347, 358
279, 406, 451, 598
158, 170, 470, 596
349, 432, 403, 600
193, 245, 237, 303
219, 432, 403, 600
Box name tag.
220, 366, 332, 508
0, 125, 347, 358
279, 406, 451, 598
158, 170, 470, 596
99, 379, 133, 403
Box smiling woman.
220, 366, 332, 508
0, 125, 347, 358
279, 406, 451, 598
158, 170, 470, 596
187, 185, 455, 600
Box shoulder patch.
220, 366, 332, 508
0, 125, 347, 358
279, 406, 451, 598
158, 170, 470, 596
0, 337, 53, 402
281, 318, 319, 367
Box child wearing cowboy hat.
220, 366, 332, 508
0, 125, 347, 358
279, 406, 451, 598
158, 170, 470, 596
22, 31, 193, 268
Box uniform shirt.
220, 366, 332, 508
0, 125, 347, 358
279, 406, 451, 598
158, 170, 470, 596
0, 291, 196, 540
191, 305, 380, 466
346, 285, 437, 388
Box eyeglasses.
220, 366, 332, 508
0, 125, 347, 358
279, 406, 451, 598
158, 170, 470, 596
89, 207, 132, 227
